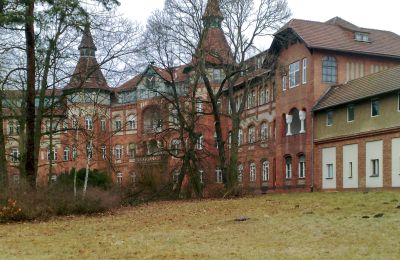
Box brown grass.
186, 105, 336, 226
1, 191, 400, 259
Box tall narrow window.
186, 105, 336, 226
216, 168, 223, 183
349, 162, 353, 178
248, 125, 255, 144
371, 99, 380, 117
8, 121, 14, 135
260, 122, 268, 141
115, 145, 122, 160
171, 139, 181, 156
302, 58, 308, 84
116, 172, 123, 186
101, 144, 107, 160
262, 161, 269, 181
63, 147, 70, 161
259, 88, 266, 105
11, 148, 19, 162
326, 110, 333, 126
347, 105, 355, 122
101, 118, 106, 131
326, 164, 334, 179
322, 56, 337, 83
199, 170, 204, 184
196, 98, 203, 113
72, 145, 77, 160
299, 155, 306, 179
285, 157, 292, 179
250, 163, 256, 182
128, 143, 136, 159
238, 164, 243, 182
127, 115, 136, 130
72, 115, 78, 129
282, 76, 287, 91
196, 134, 204, 150
85, 116, 93, 130
238, 128, 243, 145
47, 147, 57, 161
289, 61, 300, 88
371, 159, 379, 177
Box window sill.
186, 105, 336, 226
369, 175, 379, 178
325, 177, 334, 180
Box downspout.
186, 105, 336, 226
311, 110, 314, 192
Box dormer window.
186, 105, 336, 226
355, 32, 369, 42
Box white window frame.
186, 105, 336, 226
116, 172, 123, 186
72, 115, 78, 129
250, 163, 256, 182
196, 98, 203, 113
282, 76, 287, 91
248, 126, 255, 144
238, 129, 243, 145
115, 145, 122, 160
196, 134, 204, 150
216, 168, 223, 183
347, 104, 355, 122
127, 115, 136, 130
238, 164, 243, 182
199, 170, 204, 184
101, 144, 107, 160
299, 155, 306, 179
114, 117, 122, 131
302, 58, 308, 84
101, 118, 106, 131
63, 147, 70, 161
85, 116, 93, 130
285, 157, 292, 179
47, 147, 57, 161
11, 148, 19, 163
260, 122, 268, 141
289, 61, 300, 88
262, 161, 269, 182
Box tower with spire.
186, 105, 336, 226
196, 0, 234, 65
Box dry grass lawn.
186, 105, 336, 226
1, 191, 400, 259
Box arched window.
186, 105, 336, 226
115, 144, 122, 160
100, 117, 107, 131
238, 128, 243, 145
196, 97, 203, 113
289, 109, 301, 135
8, 120, 14, 135
260, 122, 269, 141
299, 155, 306, 179
127, 114, 136, 130
250, 162, 256, 182
262, 161, 269, 181
285, 157, 292, 179
238, 164, 243, 182
248, 125, 255, 144
101, 144, 107, 160
322, 56, 337, 83
72, 115, 78, 129
128, 143, 136, 159
72, 145, 77, 160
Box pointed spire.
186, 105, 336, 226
79, 24, 97, 56
203, 0, 223, 20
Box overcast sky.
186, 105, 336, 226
117, 0, 400, 49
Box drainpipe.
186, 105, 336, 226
311, 111, 314, 192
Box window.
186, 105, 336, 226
72, 115, 78, 129
11, 148, 19, 162
63, 120, 68, 133
250, 163, 256, 182
302, 58, 308, 84
371, 159, 379, 177
72, 145, 77, 160
173, 170, 180, 184
15, 122, 20, 135
216, 168, 223, 183
85, 116, 93, 130
289, 61, 300, 88
259, 88, 267, 105
355, 32, 369, 42
299, 155, 305, 179
326, 164, 334, 179
47, 147, 57, 161
248, 125, 255, 144
238, 128, 243, 145
282, 76, 287, 91
285, 157, 292, 179
86, 143, 92, 160
8, 121, 14, 135
347, 105, 355, 122
196, 134, 204, 150
260, 122, 268, 141
116, 172, 123, 186
322, 56, 337, 83
50, 175, 57, 183
398, 93, 400, 111
199, 170, 204, 184
101, 144, 107, 160
371, 99, 380, 117
114, 117, 122, 131
101, 118, 106, 131
326, 110, 333, 126
247, 89, 256, 108
213, 69, 221, 82
262, 161, 269, 181
196, 98, 203, 113
115, 145, 122, 160
238, 164, 243, 182
349, 162, 353, 178
171, 139, 181, 156
130, 172, 136, 185
128, 143, 136, 159
63, 147, 70, 161
127, 115, 136, 130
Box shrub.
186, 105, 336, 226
57, 168, 112, 190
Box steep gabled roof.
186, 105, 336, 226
274, 17, 400, 59
79, 25, 97, 51
313, 65, 400, 111
203, 0, 223, 19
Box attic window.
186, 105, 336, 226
355, 32, 369, 42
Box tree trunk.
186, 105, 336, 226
0, 100, 8, 188
24, 0, 36, 188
